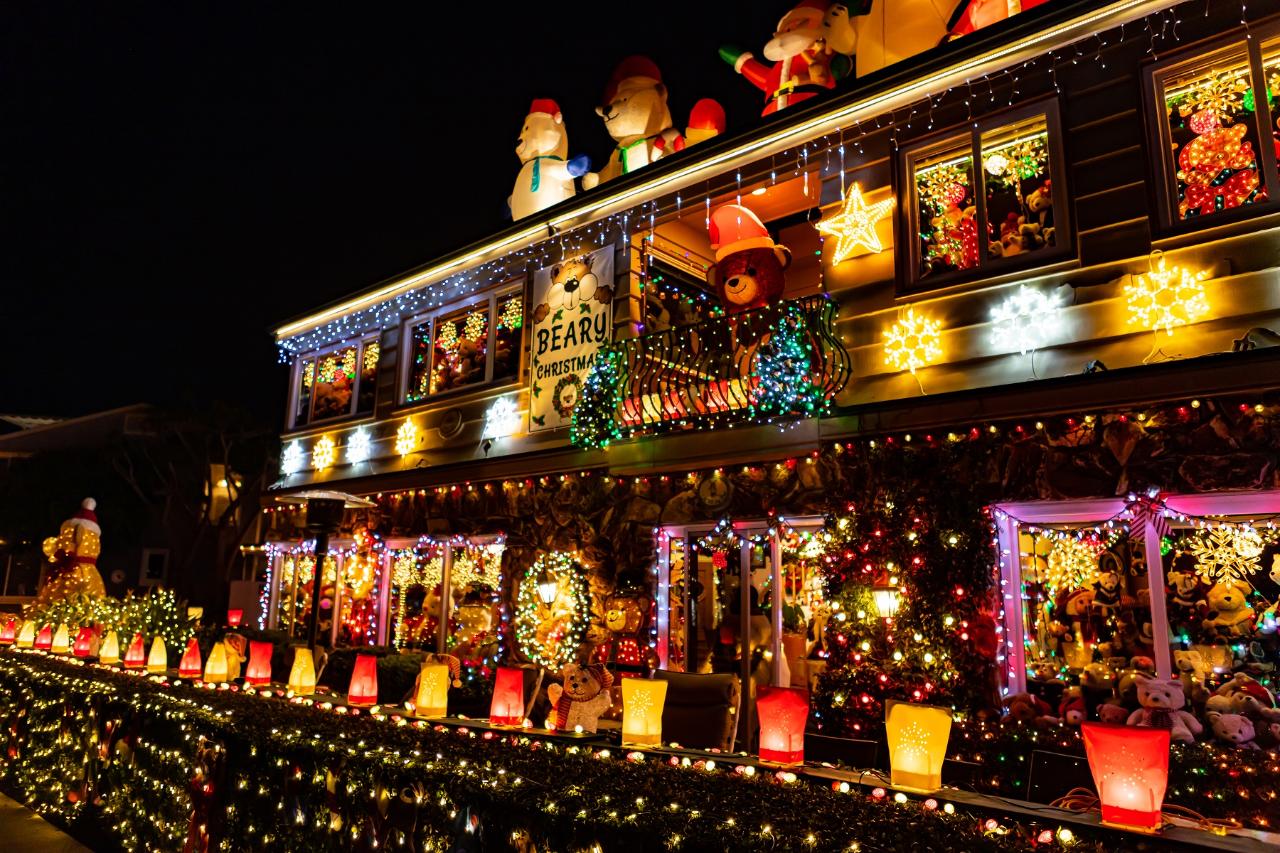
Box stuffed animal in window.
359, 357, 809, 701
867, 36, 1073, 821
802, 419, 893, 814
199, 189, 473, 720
582, 57, 684, 189
1126, 675, 1202, 743
718, 0, 856, 116
1207, 710, 1259, 749
545, 662, 614, 733
1200, 580, 1255, 639
509, 99, 590, 220
707, 203, 791, 313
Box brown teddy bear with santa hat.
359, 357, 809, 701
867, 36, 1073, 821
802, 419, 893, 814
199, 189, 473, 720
707, 203, 792, 313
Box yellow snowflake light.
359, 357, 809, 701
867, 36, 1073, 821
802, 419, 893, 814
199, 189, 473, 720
1045, 537, 1104, 594
883, 308, 942, 374
1124, 255, 1209, 336
311, 436, 336, 471
395, 418, 419, 457
1187, 526, 1266, 584
816, 182, 896, 262
463, 311, 487, 342
436, 320, 459, 351
362, 342, 380, 373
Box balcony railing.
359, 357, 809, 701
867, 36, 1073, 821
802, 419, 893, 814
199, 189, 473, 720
614, 295, 850, 437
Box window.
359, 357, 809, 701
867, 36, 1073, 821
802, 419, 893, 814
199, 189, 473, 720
290, 337, 380, 428
403, 285, 524, 403
139, 548, 169, 586
902, 101, 1066, 288
1148, 32, 1280, 228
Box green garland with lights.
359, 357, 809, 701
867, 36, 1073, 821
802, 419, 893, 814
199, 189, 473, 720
0, 650, 1127, 852
513, 552, 590, 669
570, 347, 622, 449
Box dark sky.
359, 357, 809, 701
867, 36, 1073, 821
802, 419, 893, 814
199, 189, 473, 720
3, 3, 785, 424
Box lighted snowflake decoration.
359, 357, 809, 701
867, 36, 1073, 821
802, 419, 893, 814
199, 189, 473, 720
346, 428, 372, 464
463, 310, 487, 342
1124, 256, 1210, 336
990, 285, 1062, 356
362, 342, 380, 373
394, 418, 419, 457
281, 440, 304, 475
436, 320, 459, 351
1187, 526, 1266, 584
483, 396, 521, 440
1045, 536, 1104, 594
883, 308, 942, 374
311, 435, 336, 470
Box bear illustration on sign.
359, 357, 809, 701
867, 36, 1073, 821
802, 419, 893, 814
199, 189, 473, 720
533, 255, 614, 325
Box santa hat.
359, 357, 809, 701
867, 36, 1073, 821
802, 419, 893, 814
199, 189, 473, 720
784, 0, 829, 23
687, 98, 726, 134
433, 653, 464, 688
527, 99, 561, 119
603, 55, 662, 105
68, 498, 100, 536
708, 204, 777, 263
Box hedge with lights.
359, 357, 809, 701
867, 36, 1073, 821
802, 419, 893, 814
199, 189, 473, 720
22, 589, 196, 666
0, 650, 1113, 853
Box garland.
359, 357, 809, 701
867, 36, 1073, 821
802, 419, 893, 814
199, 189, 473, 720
513, 552, 589, 669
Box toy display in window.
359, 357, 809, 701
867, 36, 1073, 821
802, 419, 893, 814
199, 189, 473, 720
356, 341, 378, 414
492, 294, 522, 382
982, 124, 1054, 260
311, 346, 356, 419
915, 160, 978, 277
430, 309, 489, 394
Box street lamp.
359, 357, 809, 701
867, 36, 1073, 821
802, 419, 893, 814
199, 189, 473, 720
274, 489, 375, 650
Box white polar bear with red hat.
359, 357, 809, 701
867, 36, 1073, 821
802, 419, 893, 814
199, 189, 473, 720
510, 99, 591, 220
582, 56, 687, 189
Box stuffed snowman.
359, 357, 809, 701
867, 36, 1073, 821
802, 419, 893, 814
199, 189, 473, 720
509, 99, 589, 220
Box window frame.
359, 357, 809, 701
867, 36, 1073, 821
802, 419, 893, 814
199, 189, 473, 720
398, 279, 526, 407
288, 336, 381, 430
896, 97, 1071, 295
1143, 23, 1280, 234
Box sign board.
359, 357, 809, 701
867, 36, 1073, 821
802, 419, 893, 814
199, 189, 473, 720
528, 244, 615, 432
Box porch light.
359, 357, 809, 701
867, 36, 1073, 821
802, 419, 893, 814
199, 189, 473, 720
886, 700, 952, 793
1081, 722, 1169, 833
536, 565, 560, 606
871, 581, 902, 619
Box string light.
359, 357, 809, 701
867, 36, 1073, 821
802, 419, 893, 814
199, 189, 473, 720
346, 428, 372, 464
281, 441, 304, 475
311, 436, 336, 471
989, 286, 1062, 356
394, 419, 419, 457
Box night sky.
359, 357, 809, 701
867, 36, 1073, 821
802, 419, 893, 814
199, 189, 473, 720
3, 3, 786, 424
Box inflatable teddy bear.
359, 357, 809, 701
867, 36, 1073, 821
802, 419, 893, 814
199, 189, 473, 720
1207, 710, 1259, 749
1126, 675, 1202, 743
582, 57, 684, 189
1200, 579, 1255, 638
719, 0, 856, 116
707, 203, 791, 313
38, 498, 107, 604
545, 662, 614, 733
509, 99, 590, 221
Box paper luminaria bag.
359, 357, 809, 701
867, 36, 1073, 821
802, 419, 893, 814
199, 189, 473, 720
34, 624, 53, 651
346, 654, 379, 707
123, 633, 147, 669
287, 647, 316, 695
0, 618, 17, 645
204, 642, 231, 683
146, 636, 168, 674
16, 620, 37, 649
178, 638, 203, 678
621, 678, 667, 746
73, 627, 97, 658
98, 630, 120, 664
412, 662, 452, 718
756, 686, 808, 764
489, 666, 525, 726
885, 700, 952, 793
244, 641, 273, 686
1081, 722, 1170, 832
50, 624, 71, 655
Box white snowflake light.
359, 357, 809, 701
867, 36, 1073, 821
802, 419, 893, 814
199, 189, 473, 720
281, 440, 304, 475
483, 396, 521, 440
990, 285, 1062, 355
346, 428, 372, 464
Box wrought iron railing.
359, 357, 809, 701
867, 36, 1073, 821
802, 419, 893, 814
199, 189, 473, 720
613, 294, 850, 436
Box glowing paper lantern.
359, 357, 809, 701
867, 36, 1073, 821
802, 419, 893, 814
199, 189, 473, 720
15, 620, 36, 649
73, 627, 96, 658
226, 609, 244, 628
0, 618, 16, 645
50, 624, 71, 655
34, 624, 53, 651
287, 647, 317, 695
412, 662, 452, 718
244, 641, 273, 686
1082, 722, 1170, 832
204, 642, 231, 683
886, 700, 952, 793
123, 633, 147, 669
179, 638, 203, 678
98, 630, 120, 664
756, 686, 808, 764
147, 637, 168, 674
622, 678, 668, 746
346, 654, 378, 707
489, 666, 525, 726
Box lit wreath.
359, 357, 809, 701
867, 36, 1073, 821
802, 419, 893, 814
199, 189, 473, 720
514, 551, 590, 669
551, 374, 583, 419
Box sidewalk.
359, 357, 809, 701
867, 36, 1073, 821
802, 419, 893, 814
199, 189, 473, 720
0, 792, 90, 852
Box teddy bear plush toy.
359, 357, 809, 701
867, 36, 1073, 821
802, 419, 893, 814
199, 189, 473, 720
509, 99, 590, 221
1058, 690, 1086, 725
1091, 570, 1123, 618
546, 662, 614, 734
707, 203, 791, 313
582, 56, 684, 189
1166, 570, 1204, 615
1172, 649, 1211, 706
1207, 710, 1259, 749
1024, 179, 1054, 244
1200, 580, 1255, 639
1002, 692, 1056, 726
1126, 675, 1202, 743
1207, 673, 1280, 725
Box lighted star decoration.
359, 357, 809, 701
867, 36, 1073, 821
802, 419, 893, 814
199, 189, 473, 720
816, 182, 895, 263
394, 418, 419, 457
1186, 525, 1267, 584
281, 440, 304, 475
311, 435, 336, 471
1124, 255, 1210, 336
883, 308, 942, 374
990, 285, 1062, 355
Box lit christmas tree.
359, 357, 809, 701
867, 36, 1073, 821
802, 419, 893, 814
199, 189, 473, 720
570, 347, 621, 449
752, 304, 824, 423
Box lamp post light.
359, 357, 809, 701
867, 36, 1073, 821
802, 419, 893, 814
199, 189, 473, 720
275, 490, 375, 651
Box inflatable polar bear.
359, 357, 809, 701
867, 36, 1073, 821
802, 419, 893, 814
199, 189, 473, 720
510, 99, 590, 220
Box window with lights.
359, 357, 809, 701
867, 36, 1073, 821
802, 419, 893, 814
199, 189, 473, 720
403, 285, 524, 403
900, 100, 1067, 290
290, 336, 379, 428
